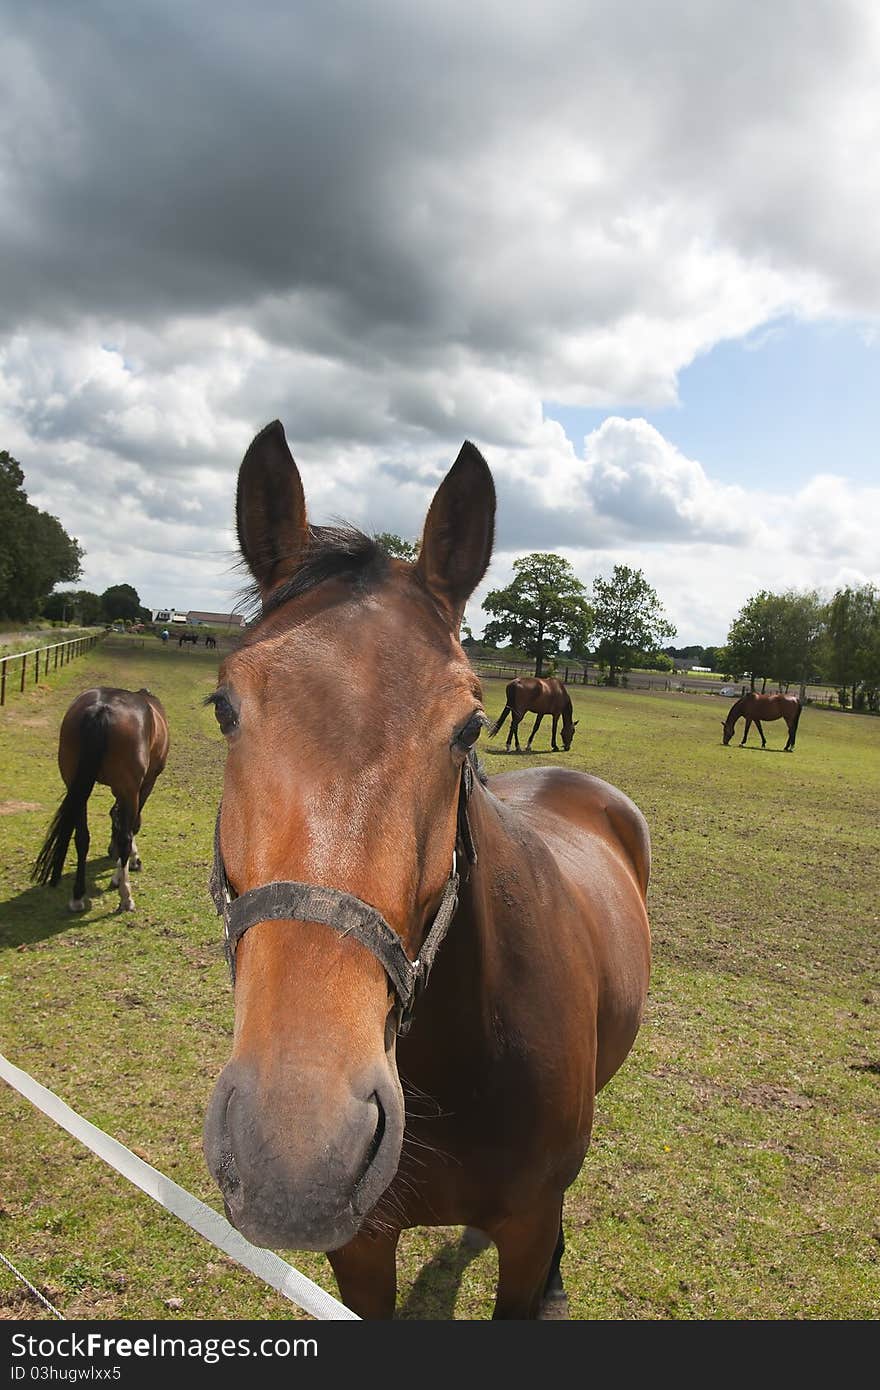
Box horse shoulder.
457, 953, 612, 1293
489, 766, 650, 898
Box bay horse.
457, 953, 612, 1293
202, 422, 651, 1319
33, 687, 170, 912
722, 691, 802, 751
487, 675, 578, 752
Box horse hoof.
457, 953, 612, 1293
129, 857, 142, 872
116, 898, 135, 913
67, 897, 88, 913
537, 1291, 570, 1320
461, 1226, 492, 1252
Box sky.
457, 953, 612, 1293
1, 0, 878, 646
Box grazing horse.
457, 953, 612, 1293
202, 422, 651, 1320
488, 676, 578, 752
722, 691, 802, 751
33, 687, 170, 912
178, 632, 198, 647
204, 635, 217, 649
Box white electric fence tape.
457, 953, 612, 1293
0, 1052, 359, 1320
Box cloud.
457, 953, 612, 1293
1, 1, 879, 640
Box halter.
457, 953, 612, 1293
209, 757, 477, 1035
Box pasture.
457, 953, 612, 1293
0, 641, 877, 1320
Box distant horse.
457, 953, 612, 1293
179, 633, 198, 647
487, 676, 578, 752
204, 635, 217, 649
202, 421, 651, 1319
33, 687, 170, 912
722, 691, 802, 751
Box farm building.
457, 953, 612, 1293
186, 610, 247, 628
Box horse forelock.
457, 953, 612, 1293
239, 525, 390, 629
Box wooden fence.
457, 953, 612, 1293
0, 632, 104, 707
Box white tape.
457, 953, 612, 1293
0, 1052, 359, 1320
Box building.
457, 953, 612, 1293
152, 608, 187, 625
186, 610, 247, 629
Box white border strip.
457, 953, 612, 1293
0, 1053, 358, 1321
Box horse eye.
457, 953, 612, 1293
455, 714, 485, 749
210, 693, 239, 735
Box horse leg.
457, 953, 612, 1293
109, 793, 137, 911
128, 772, 157, 871
538, 1220, 569, 1319
326, 1227, 400, 1320
526, 713, 543, 749
551, 714, 560, 751
755, 719, 766, 748
68, 804, 90, 913
490, 1196, 567, 1319
510, 713, 523, 752
740, 718, 751, 746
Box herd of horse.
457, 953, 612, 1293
29, 423, 804, 1320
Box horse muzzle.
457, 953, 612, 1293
203, 1057, 405, 1251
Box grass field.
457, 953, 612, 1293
1, 639, 878, 1321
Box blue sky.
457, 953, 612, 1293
546, 317, 879, 493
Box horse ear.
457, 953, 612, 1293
415, 441, 495, 630
236, 421, 309, 598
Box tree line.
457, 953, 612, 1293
378, 533, 879, 710
724, 586, 880, 712
1, 450, 151, 627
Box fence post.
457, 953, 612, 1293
1, 659, 5, 706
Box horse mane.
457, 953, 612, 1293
242, 525, 390, 625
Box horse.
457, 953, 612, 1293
722, 691, 802, 751
32, 686, 170, 912
202, 421, 652, 1320
487, 675, 578, 752
178, 632, 198, 647
204, 635, 217, 649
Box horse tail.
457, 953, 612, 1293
791, 700, 803, 732
32, 705, 111, 887
487, 705, 511, 738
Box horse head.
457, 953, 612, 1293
203, 421, 495, 1252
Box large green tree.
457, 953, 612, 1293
826, 584, 879, 710
591, 565, 675, 685
725, 591, 782, 690
482, 553, 593, 676
0, 451, 83, 620
100, 584, 148, 623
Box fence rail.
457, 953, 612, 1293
0, 632, 104, 707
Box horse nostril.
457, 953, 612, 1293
364, 1091, 386, 1172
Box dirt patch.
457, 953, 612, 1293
0, 801, 43, 815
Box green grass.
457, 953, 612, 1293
1, 646, 878, 1320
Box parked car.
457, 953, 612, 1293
719, 685, 741, 696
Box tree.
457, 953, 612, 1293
100, 584, 145, 623
590, 565, 675, 685
725, 591, 781, 690
826, 584, 879, 710
373, 532, 419, 561
43, 589, 104, 626
482, 553, 593, 676
0, 451, 83, 620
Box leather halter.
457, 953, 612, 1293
210, 757, 477, 1035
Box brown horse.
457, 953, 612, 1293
202, 422, 651, 1319
488, 675, 578, 752
722, 691, 802, 751
33, 687, 170, 912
